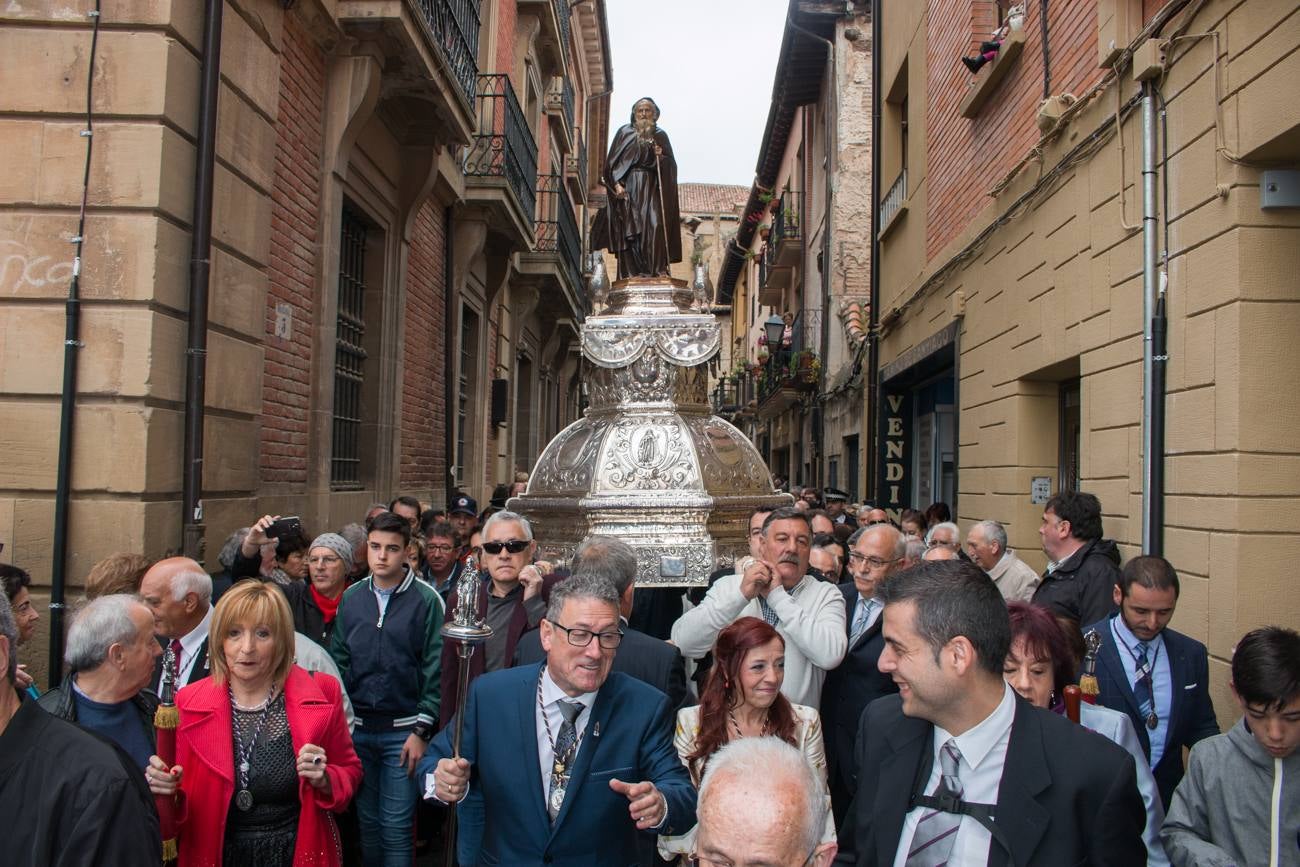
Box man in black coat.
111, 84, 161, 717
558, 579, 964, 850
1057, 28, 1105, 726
820, 524, 904, 824
0, 593, 161, 867
1032, 490, 1120, 627
836, 560, 1146, 866
1086, 555, 1219, 808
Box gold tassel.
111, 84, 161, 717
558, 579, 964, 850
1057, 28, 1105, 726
161, 838, 177, 861
1079, 673, 1099, 698
154, 704, 179, 728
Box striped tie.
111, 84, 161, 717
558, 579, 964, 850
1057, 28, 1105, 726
905, 740, 964, 867
850, 598, 876, 646
1134, 641, 1155, 723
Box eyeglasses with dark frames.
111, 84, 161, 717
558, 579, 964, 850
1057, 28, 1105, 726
847, 552, 902, 569
481, 539, 530, 555
547, 620, 624, 649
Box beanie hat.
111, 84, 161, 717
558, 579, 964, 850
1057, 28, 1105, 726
310, 533, 354, 570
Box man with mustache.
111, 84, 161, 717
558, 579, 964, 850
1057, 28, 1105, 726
672, 507, 847, 706
591, 97, 681, 279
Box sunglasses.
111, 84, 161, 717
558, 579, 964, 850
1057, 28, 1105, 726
481, 539, 530, 555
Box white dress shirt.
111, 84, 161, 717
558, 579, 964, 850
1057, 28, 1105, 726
157, 605, 212, 692
893, 682, 1017, 867
535, 666, 598, 799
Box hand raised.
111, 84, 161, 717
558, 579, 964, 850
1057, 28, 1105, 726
739, 559, 777, 600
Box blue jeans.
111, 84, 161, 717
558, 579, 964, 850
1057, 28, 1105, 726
352, 727, 417, 867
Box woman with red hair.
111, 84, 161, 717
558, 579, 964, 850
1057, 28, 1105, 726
657, 616, 833, 862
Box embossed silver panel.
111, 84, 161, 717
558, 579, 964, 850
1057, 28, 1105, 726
511, 276, 791, 586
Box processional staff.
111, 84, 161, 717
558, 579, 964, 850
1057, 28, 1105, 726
154, 645, 180, 864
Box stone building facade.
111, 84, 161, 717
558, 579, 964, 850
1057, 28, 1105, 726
716, 0, 874, 500
0, 0, 609, 674
874, 0, 1300, 715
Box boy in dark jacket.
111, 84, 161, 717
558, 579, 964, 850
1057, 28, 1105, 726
331, 511, 444, 867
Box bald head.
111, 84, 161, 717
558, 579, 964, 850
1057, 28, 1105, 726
923, 545, 959, 562
695, 738, 835, 866
139, 557, 212, 639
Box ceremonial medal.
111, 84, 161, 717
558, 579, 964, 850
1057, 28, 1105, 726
236, 789, 254, 811
1146, 712, 1158, 730
548, 778, 566, 817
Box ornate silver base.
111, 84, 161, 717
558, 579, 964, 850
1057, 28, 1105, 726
511, 275, 791, 586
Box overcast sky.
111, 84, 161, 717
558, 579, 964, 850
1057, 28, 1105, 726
605, 0, 789, 187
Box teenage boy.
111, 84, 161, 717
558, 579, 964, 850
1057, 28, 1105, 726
331, 511, 444, 867
1161, 626, 1300, 867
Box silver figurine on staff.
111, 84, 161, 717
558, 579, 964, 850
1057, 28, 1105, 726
440, 555, 493, 863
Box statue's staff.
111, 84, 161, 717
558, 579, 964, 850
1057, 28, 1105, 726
154, 646, 180, 863
440, 556, 493, 866
654, 139, 671, 275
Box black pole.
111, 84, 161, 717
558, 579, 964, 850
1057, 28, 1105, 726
181, 0, 224, 563
1150, 297, 1167, 557
865, 0, 882, 504
49, 0, 103, 687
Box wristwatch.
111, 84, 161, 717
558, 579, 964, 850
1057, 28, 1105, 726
412, 722, 434, 742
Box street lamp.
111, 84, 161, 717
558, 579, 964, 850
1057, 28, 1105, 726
762, 314, 785, 348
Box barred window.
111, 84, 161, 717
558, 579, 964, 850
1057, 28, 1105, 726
332, 205, 368, 489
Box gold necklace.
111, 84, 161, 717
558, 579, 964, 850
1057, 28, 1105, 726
727, 707, 771, 739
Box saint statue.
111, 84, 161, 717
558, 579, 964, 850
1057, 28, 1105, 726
591, 98, 682, 280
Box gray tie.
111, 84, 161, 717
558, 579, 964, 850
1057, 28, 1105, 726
548, 699, 584, 820
905, 740, 964, 867
850, 598, 877, 646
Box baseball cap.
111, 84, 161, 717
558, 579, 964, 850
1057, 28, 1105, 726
449, 495, 478, 516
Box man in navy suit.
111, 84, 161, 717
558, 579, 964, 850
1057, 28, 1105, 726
1085, 555, 1219, 808
820, 523, 904, 823
423, 572, 695, 866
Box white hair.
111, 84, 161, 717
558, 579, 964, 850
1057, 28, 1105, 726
170, 569, 213, 604
65, 594, 147, 672
925, 521, 961, 545
972, 519, 1008, 553
698, 736, 827, 855
482, 510, 533, 542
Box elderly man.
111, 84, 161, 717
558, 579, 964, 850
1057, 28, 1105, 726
139, 556, 213, 691
424, 574, 696, 865
694, 737, 837, 867
820, 524, 905, 822
672, 507, 846, 706
922, 544, 959, 561
965, 519, 1040, 601
836, 560, 1146, 865
0, 594, 162, 866
37, 594, 161, 770
923, 521, 961, 553
1033, 490, 1120, 625
420, 519, 463, 597
439, 510, 555, 728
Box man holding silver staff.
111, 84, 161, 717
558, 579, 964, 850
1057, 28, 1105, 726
422, 573, 696, 865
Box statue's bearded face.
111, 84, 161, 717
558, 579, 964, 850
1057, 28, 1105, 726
633, 102, 657, 139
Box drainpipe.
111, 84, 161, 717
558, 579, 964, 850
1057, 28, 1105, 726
1140, 80, 1163, 555
181, 0, 224, 562
445, 205, 456, 500
865, 0, 882, 504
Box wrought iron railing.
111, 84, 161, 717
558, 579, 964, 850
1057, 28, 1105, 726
758, 311, 820, 404
771, 189, 802, 249
555, 0, 571, 57
757, 244, 769, 290
412, 0, 481, 107
576, 131, 588, 192
561, 78, 576, 138
464, 73, 539, 220
536, 173, 583, 292
879, 168, 907, 230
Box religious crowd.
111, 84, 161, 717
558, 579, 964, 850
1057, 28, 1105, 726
0, 485, 1296, 867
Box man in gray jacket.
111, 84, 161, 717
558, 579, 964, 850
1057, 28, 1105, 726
1162, 626, 1300, 866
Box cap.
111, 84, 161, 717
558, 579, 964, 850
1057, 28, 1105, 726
823, 487, 849, 502
449, 495, 478, 516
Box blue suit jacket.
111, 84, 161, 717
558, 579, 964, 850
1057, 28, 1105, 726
421, 663, 696, 866
1084, 616, 1220, 808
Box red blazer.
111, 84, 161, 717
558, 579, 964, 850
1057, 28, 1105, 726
172, 665, 362, 867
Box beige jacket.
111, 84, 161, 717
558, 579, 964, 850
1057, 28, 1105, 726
988, 549, 1041, 602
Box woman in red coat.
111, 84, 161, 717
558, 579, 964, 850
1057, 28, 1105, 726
147, 581, 362, 866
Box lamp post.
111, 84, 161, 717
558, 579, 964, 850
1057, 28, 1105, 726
762, 313, 786, 347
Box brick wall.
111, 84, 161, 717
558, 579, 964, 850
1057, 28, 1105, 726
496, 0, 517, 74
400, 198, 449, 494
261, 11, 324, 485
924, 0, 1106, 260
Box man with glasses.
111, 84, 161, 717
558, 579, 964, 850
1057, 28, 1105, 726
423, 573, 696, 865
819, 523, 905, 823
419, 520, 463, 598
692, 737, 837, 867
923, 521, 961, 553
438, 510, 556, 730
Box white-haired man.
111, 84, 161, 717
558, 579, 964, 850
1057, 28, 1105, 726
0, 593, 162, 866
923, 521, 961, 554
37, 594, 161, 770
694, 736, 837, 866
138, 556, 213, 691
965, 519, 1040, 602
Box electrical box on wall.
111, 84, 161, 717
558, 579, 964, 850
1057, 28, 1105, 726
491, 378, 509, 427
1260, 170, 1300, 210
